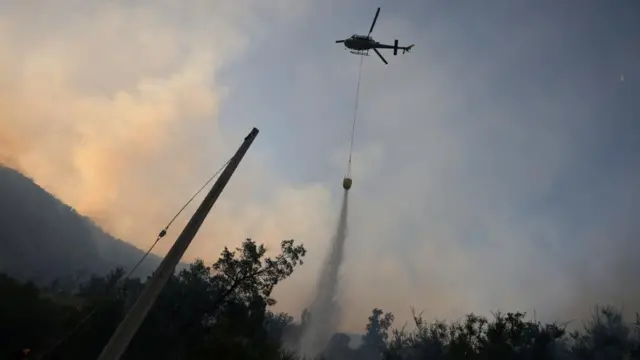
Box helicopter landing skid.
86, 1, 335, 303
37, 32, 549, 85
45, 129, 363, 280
349, 50, 369, 56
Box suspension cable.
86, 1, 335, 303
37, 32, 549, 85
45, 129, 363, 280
347, 55, 365, 178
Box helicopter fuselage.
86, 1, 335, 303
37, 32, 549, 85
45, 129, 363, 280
335, 8, 414, 64
343, 35, 400, 51
344, 36, 377, 50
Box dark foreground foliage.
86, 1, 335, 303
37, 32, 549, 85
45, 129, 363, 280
380, 307, 640, 360
1, 238, 305, 360
1, 238, 639, 360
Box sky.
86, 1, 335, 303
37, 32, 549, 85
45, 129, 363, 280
1, 0, 639, 332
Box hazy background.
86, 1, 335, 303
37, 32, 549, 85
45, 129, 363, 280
1, 0, 639, 332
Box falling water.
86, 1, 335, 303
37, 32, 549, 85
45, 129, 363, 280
299, 189, 350, 358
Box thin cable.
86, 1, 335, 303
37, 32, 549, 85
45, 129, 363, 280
36, 158, 231, 360
347, 55, 365, 177
124, 157, 231, 281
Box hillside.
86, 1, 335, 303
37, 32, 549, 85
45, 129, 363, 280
0, 165, 166, 285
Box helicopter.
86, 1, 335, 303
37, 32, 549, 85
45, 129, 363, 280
335, 7, 414, 65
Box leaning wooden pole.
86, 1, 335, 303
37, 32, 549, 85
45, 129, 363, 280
96, 127, 260, 360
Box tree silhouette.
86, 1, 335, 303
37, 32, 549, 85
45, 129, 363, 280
379, 307, 639, 360
2, 238, 640, 360
0, 238, 306, 360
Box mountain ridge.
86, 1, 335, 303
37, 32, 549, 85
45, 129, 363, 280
0, 165, 176, 285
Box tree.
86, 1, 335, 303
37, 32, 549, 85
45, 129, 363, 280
183, 238, 306, 360
0, 274, 68, 359
382, 307, 639, 360
360, 308, 395, 359
0, 238, 306, 360
3, 236, 640, 360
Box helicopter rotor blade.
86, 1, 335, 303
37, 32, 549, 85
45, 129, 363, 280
336, 40, 345, 43
368, 7, 381, 36
373, 48, 388, 65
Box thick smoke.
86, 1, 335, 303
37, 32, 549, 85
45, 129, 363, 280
0, 1, 331, 270
299, 190, 349, 358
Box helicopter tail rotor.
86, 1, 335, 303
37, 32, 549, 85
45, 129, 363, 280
402, 44, 414, 54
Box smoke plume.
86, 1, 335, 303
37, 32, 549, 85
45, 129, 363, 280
0, 1, 332, 271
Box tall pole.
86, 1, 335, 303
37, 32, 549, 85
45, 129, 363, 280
96, 127, 259, 360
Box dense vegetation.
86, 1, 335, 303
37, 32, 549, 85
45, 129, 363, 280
1, 238, 307, 360
2, 238, 639, 360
